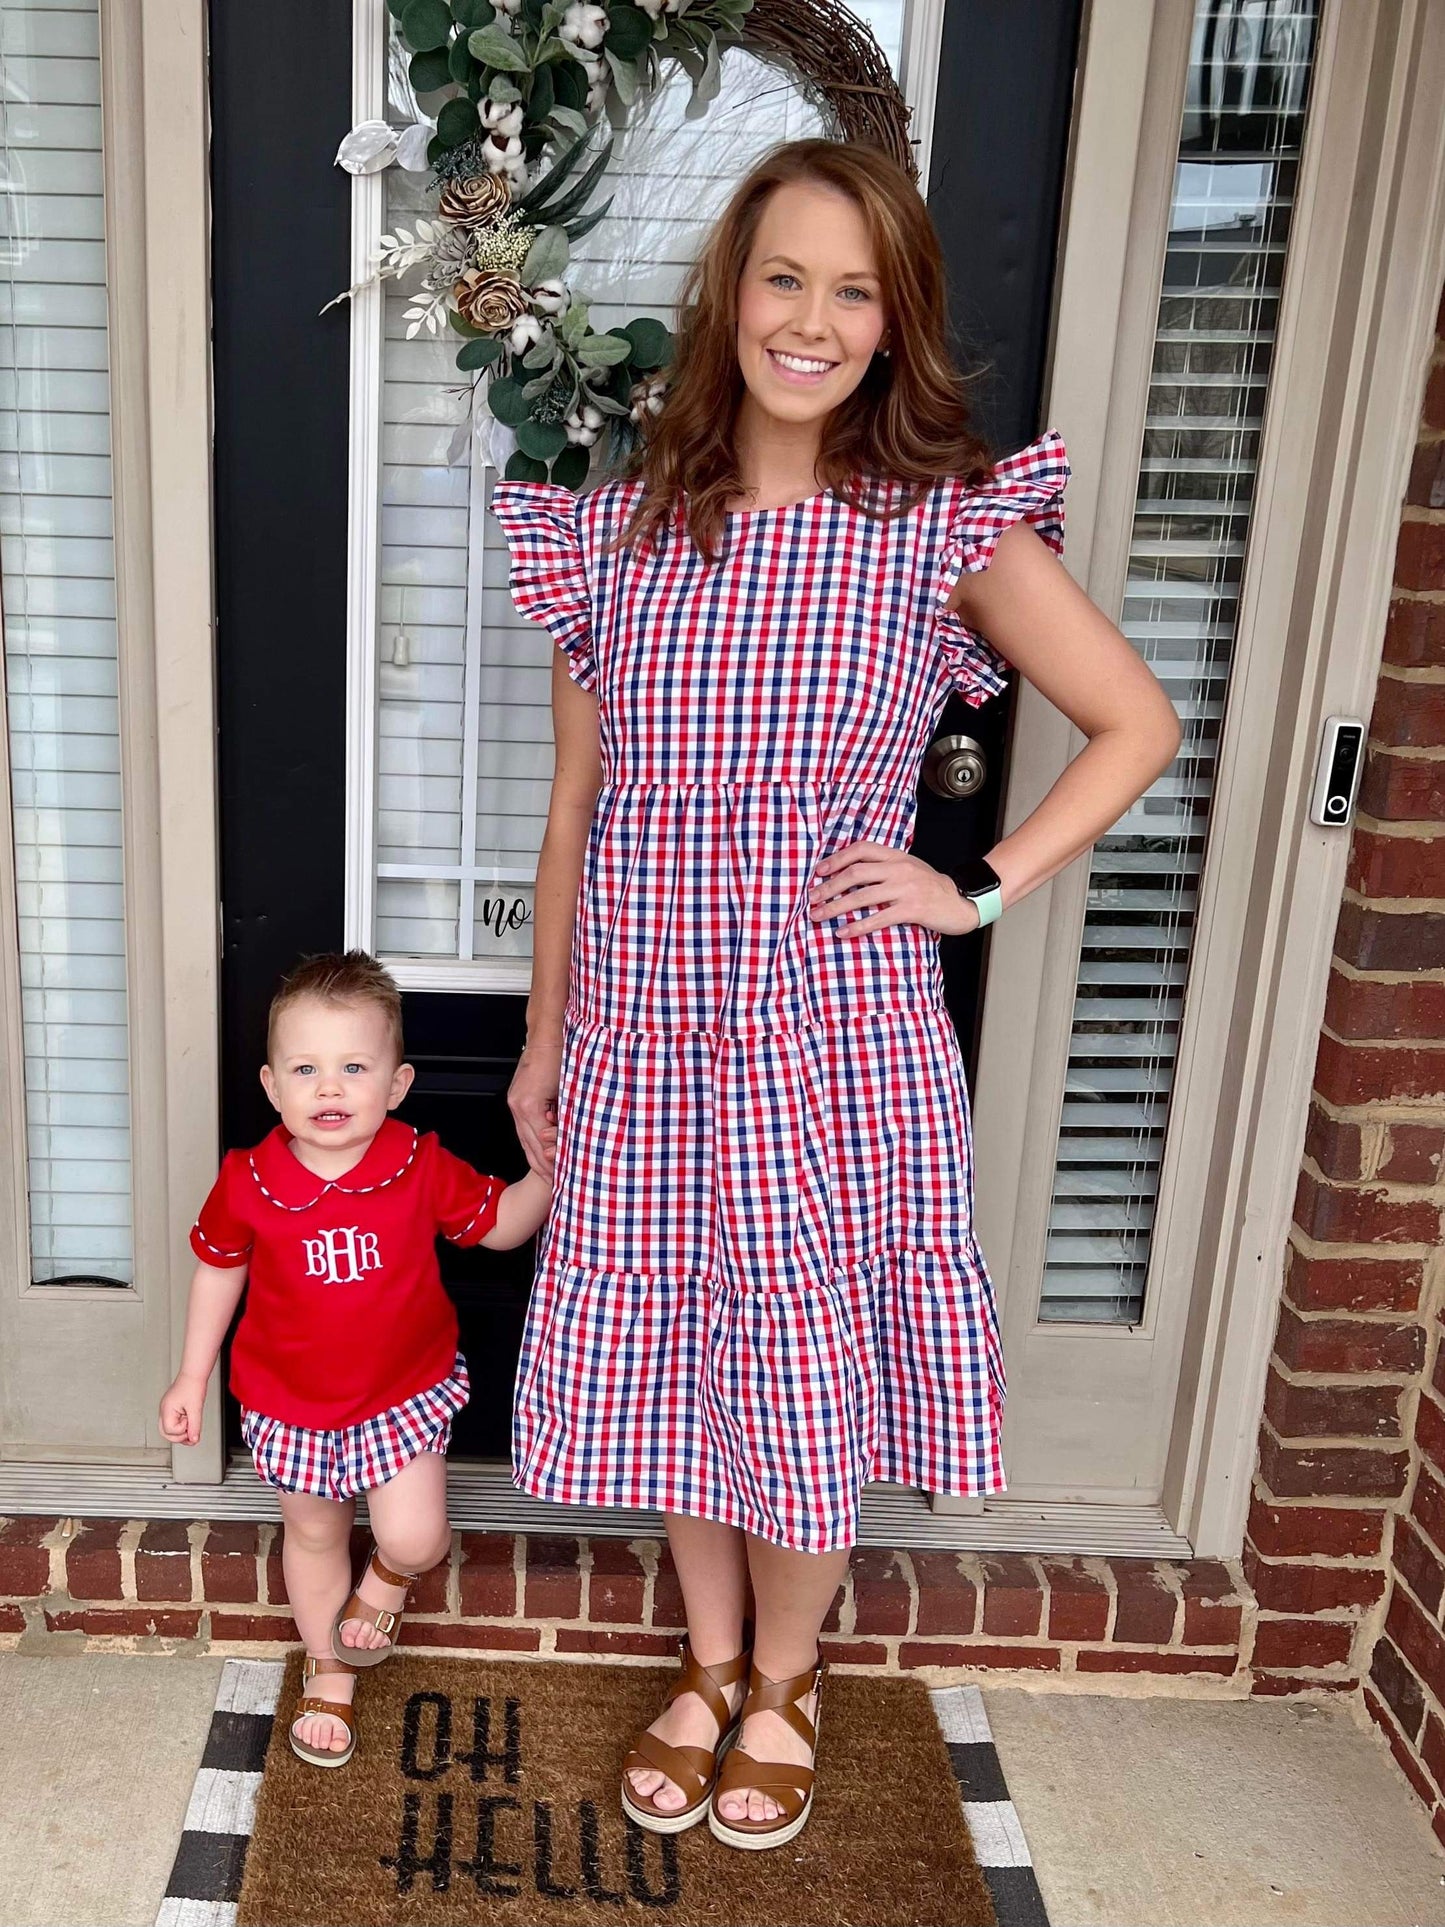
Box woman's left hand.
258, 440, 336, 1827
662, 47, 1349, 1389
808, 841, 980, 938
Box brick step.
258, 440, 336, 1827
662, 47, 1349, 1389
0, 1516, 1308, 1688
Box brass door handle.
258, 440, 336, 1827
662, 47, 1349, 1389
923, 734, 988, 800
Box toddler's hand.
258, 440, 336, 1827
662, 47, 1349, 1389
159, 1372, 208, 1447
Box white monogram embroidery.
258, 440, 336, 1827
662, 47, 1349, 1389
302, 1226, 382, 1286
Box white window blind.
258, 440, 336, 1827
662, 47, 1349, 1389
1039, 0, 1318, 1324
0, 0, 131, 1286
370, 6, 904, 975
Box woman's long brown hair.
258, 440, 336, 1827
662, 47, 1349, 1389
617, 138, 992, 562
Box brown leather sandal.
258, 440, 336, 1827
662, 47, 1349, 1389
329, 1546, 420, 1667
290, 1654, 359, 1768
620, 1636, 751, 1835
708, 1655, 827, 1850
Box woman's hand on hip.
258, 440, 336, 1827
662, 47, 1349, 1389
808, 841, 980, 938
509, 1039, 562, 1179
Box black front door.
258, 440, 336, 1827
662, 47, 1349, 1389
208, 0, 1079, 1459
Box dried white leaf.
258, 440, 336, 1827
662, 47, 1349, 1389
335, 120, 398, 174
406, 319, 422, 338
395, 121, 436, 172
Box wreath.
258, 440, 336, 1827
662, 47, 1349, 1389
335, 0, 912, 489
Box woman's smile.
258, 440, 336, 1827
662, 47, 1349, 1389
765, 346, 840, 385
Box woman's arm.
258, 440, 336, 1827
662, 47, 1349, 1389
158, 1260, 249, 1446
810, 521, 1182, 936
508, 650, 603, 1176
948, 519, 1182, 907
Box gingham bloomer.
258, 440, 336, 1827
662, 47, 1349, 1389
491, 431, 1069, 1552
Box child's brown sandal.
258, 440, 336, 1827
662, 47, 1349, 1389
620, 1636, 752, 1835
708, 1656, 827, 1850
329, 1546, 420, 1668
290, 1654, 359, 1768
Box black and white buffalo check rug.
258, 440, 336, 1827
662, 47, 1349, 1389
156, 1660, 1047, 1927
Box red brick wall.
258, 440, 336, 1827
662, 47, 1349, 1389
0, 1518, 1254, 1681
1243, 293, 1445, 1816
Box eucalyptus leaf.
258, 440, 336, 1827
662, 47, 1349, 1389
448, 308, 485, 336
450, 0, 494, 25
604, 45, 638, 105
436, 95, 480, 144
504, 450, 549, 482
487, 375, 535, 425
550, 444, 591, 489
520, 223, 569, 286
401, 0, 454, 51
521, 369, 559, 399
447, 33, 476, 83
684, 29, 721, 115
552, 56, 588, 111
409, 45, 453, 91
576, 332, 631, 366
603, 1, 652, 59
670, 37, 704, 84
388, 0, 411, 16
621, 315, 670, 370
427, 132, 446, 166
528, 60, 555, 123
548, 104, 590, 140
517, 417, 569, 460
469, 22, 530, 70
456, 335, 506, 369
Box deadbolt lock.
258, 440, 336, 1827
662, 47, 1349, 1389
923, 734, 988, 800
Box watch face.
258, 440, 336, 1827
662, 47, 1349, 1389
954, 856, 1002, 899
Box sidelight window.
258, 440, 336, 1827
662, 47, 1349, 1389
0, 0, 131, 1286
1039, 0, 1319, 1324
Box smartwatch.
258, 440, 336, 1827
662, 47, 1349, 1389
952, 855, 1005, 929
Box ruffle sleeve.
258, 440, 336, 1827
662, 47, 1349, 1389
489, 480, 597, 692
934, 429, 1070, 706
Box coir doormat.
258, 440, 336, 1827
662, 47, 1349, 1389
234, 1654, 996, 1927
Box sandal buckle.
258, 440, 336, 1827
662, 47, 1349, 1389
375, 1609, 397, 1636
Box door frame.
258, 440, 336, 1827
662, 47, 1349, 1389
0, 0, 220, 1474
975, 0, 1445, 1554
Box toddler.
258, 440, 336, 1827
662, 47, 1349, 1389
160, 951, 550, 1766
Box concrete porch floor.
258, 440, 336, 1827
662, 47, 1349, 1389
0, 1655, 1442, 1927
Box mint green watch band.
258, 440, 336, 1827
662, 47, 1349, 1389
971, 883, 1004, 928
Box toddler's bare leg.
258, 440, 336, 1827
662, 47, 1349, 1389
339, 1449, 452, 1653
277, 1489, 357, 1753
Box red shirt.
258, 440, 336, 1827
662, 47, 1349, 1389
189, 1118, 501, 1429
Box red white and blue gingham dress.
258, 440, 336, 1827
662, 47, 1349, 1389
492, 431, 1069, 1553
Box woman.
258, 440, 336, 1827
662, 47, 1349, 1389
494, 139, 1179, 1850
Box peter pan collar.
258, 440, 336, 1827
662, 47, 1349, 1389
247, 1118, 420, 1213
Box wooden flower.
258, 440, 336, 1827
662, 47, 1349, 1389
453, 268, 530, 335
439, 174, 512, 227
